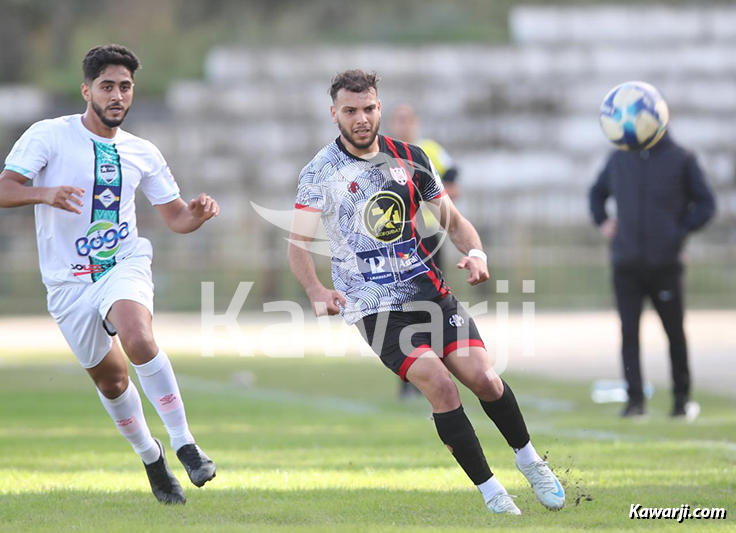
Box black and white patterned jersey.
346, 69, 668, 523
295, 135, 449, 325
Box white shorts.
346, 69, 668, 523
46, 240, 155, 369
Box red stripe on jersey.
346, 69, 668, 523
418, 241, 448, 296
295, 203, 321, 212
398, 344, 433, 381
388, 139, 418, 233
384, 137, 413, 184
401, 141, 414, 165
385, 138, 447, 297
385, 137, 419, 237
404, 140, 449, 296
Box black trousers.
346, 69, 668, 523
613, 264, 690, 403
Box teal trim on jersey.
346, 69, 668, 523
93, 209, 119, 222
90, 140, 122, 283
4, 164, 31, 176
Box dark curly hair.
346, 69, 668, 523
329, 70, 380, 101
82, 44, 141, 83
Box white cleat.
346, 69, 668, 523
517, 458, 565, 511
684, 401, 701, 423
485, 492, 522, 515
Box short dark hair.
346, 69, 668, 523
82, 44, 141, 83
329, 70, 380, 101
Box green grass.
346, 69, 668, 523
0, 353, 734, 532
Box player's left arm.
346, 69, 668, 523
681, 154, 716, 233
429, 194, 489, 286
155, 194, 219, 234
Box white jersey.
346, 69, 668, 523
4, 114, 180, 287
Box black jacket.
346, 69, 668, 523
589, 133, 716, 267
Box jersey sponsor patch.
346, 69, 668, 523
394, 238, 430, 281
356, 247, 394, 284
95, 187, 120, 209
75, 220, 130, 260
363, 190, 405, 243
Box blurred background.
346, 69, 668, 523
1, 0, 734, 314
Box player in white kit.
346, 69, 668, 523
0, 44, 218, 504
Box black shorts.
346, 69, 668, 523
356, 294, 485, 381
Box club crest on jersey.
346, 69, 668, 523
99, 164, 118, 184
390, 166, 409, 186
363, 191, 405, 243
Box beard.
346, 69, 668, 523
91, 99, 129, 128
338, 116, 381, 150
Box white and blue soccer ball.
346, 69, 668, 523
599, 81, 669, 151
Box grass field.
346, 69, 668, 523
0, 352, 734, 532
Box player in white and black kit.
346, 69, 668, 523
0, 45, 217, 504
288, 70, 566, 515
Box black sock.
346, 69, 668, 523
479, 380, 530, 450
433, 406, 492, 485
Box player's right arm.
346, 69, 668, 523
287, 208, 346, 317
0, 169, 84, 213
589, 157, 616, 239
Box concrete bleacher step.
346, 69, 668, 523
509, 6, 736, 44
203, 44, 736, 84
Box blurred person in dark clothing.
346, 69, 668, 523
589, 131, 716, 419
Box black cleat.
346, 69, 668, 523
144, 439, 186, 505
177, 444, 217, 488
620, 400, 646, 418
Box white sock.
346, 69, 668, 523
133, 349, 195, 452
515, 441, 542, 466
477, 475, 507, 504
97, 379, 161, 464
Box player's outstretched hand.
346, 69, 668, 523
188, 193, 220, 221
308, 287, 347, 316
457, 256, 489, 286
44, 186, 85, 214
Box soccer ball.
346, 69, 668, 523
599, 81, 670, 151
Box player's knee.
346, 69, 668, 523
120, 333, 157, 362
435, 376, 459, 399
471, 373, 504, 402
421, 375, 460, 410
97, 374, 129, 399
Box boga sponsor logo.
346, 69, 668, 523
75, 220, 130, 260
363, 190, 405, 243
